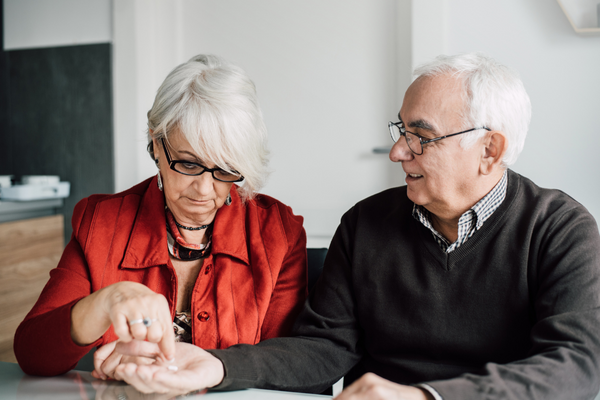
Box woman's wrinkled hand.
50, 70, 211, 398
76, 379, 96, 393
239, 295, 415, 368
91, 340, 158, 381
105, 341, 224, 395
102, 282, 175, 361
92, 374, 181, 400
71, 282, 176, 364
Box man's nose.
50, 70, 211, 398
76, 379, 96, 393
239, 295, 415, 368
389, 137, 413, 162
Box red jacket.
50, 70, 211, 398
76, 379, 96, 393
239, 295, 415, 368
14, 177, 307, 376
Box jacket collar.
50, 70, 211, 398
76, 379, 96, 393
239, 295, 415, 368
121, 177, 249, 269
211, 186, 250, 264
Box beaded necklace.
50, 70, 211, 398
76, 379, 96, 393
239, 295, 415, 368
165, 209, 212, 261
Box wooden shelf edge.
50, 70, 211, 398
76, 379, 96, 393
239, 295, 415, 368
556, 0, 600, 36
573, 27, 600, 35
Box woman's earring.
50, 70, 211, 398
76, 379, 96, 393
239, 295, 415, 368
225, 193, 232, 206
157, 172, 163, 191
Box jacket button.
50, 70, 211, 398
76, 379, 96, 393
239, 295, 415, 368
198, 311, 210, 322
205, 265, 212, 274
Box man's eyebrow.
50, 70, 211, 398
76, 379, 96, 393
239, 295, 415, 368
407, 119, 435, 131
398, 113, 436, 132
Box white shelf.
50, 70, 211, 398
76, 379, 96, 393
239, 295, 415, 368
557, 0, 600, 35
0, 199, 63, 223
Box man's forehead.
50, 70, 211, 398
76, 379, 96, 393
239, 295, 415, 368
400, 74, 466, 129
408, 74, 464, 100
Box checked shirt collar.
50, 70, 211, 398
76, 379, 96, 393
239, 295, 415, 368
413, 170, 508, 253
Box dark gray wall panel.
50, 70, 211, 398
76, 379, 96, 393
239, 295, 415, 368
1, 43, 113, 243
0, 2, 12, 174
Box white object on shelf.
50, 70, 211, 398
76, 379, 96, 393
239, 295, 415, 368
0, 176, 12, 188
21, 175, 60, 185
556, 0, 600, 35
0, 182, 70, 201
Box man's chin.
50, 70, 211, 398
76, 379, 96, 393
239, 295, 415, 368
406, 188, 424, 205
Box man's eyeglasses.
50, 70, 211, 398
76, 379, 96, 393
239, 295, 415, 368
388, 118, 490, 155
160, 139, 244, 183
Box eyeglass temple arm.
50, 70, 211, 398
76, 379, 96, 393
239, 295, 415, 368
424, 127, 491, 144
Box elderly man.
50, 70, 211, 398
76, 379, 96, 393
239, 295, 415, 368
112, 53, 600, 399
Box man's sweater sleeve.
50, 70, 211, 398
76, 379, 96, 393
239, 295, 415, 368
208, 209, 362, 393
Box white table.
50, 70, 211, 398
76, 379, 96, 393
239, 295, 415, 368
0, 361, 331, 400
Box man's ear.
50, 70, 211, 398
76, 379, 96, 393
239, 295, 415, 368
480, 131, 507, 175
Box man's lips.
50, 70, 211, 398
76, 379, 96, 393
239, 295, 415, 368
406, 173, 423, 179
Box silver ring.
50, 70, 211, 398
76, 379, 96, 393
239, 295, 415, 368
129, 317, 156, 327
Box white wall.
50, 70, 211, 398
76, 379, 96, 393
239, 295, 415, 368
3, 0, 111, 50
112, 0, 187, 193
411, 0, 446, 69
181, 0, 410, 246
114, 0, 412, 247
443, 0, 600, 224
7, 0, 598, 231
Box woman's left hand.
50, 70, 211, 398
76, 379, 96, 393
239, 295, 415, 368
104, 341, 224, 394
92, 340, 158, 380
92, 377, 180, 400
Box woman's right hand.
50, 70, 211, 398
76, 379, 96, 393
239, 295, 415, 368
112, 341, 224, 394
71, 281, 176, 365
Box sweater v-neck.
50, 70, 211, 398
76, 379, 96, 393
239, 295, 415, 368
416, 170, 521, 271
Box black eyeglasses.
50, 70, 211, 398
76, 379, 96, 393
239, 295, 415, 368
388, 117, 490, 155
160, 139, 244, 183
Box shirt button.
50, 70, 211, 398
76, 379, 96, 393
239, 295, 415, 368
198, 311, 210, 322
205, 265, 212, 275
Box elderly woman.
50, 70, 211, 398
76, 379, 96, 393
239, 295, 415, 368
14, 55, 307, 384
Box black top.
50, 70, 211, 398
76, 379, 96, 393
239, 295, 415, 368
210, 170, 600, 399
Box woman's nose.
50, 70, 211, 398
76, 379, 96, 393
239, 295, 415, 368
389, 137, 413, 163
194, 171, 215, 193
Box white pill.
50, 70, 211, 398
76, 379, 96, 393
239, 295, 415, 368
167, 365, 178, 372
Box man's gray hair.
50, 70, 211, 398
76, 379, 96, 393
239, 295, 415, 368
147, 54, 269, 201
414, 53, 531, 166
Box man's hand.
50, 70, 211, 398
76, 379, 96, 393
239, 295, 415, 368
109, 341, 224, 395
335, 373, 433, 400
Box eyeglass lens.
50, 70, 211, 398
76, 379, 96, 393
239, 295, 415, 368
390, 124, 422, 154
173, 163, 242, 182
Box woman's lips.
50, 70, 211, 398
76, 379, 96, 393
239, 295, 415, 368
187, 197, 211, 204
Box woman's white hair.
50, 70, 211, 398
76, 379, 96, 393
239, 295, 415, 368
147, 54, 269, 202
414, 53, 531, 166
